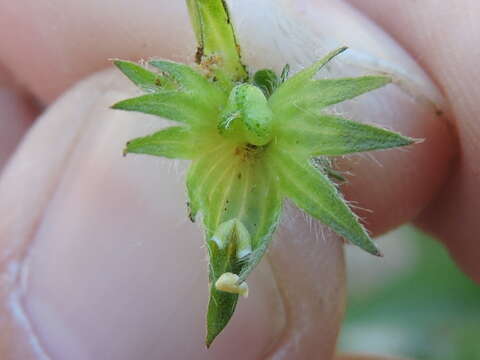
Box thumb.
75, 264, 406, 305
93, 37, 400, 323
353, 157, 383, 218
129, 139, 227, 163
0, 0, 452, 359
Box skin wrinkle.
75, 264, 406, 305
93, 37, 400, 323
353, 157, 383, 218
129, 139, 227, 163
9, 263, 52, 360
293, 0, 445, 111
0, 60, 38, 174
345, 0, 469, 142
0, 62, 14, 88
263, 254, 293, 360
1, 90, 100, 263
344, 1, 458, 132
262, 203, 345, 359
7, 91, 115, 358
0, 60, 35, 97
0, 74, 116, 359
0, 91, 33, 175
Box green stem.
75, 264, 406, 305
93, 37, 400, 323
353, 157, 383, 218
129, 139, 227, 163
186, 0, 248, 90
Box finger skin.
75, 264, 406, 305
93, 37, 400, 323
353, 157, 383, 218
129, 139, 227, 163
336, 355, 411, 360
0, 63, 36, 173
0, 88, 34, 172
0, 0, 456, 358
0, 1, 194, 104
347, 0, 480, 282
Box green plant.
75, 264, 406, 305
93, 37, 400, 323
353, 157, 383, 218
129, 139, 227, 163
111, 0, 416, 346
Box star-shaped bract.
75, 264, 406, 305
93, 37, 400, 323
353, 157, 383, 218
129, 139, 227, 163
112, 47, 415, 345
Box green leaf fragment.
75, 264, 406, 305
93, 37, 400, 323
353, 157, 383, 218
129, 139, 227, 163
280, 64, 290, 84
314, 158, 347, 183
253, 69, 280, 98
271, 147, 381, 256
324, 167, 347, 183
124, 126, 195, 159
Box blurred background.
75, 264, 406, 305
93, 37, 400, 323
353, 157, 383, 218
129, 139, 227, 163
339, 226, 480, 359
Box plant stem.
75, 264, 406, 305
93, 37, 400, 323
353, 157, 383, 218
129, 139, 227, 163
186, 0, 248, 90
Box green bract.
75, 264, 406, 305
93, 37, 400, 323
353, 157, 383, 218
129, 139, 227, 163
112, 0, 417, 347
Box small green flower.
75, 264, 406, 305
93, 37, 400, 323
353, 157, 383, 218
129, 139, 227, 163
111, 0, 417, 346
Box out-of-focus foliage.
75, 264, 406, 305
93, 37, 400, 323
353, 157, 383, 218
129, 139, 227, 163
339, 226, 480, 359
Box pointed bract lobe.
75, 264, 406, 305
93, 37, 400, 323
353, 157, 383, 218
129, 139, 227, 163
149, 60, 226, 108
273, 76, 392, 121
277, 113, 415, 156
269, 46, 348, 107
124, 126, 196, 159
113, 60, 177, 92
112, 92, 215, 127
205, 237, 241, 347
270, 147, 381, 256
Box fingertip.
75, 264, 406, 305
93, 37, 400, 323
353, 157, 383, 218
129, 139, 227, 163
348, 0, 480, 282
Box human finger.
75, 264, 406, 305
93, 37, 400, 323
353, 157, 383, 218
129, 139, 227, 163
347, 0, 480, 282
0, 1, 455, 358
